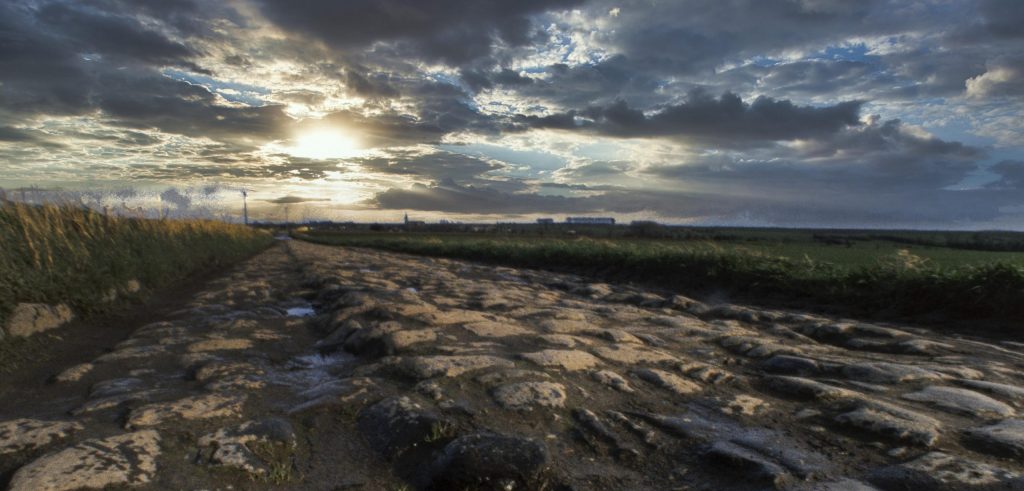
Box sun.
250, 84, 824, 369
289, 128, 360, 159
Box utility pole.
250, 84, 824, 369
240, 189, 249, 225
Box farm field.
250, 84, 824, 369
296, 227, 1024, 330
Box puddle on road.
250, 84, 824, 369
267, 352, 355, 391
286, 306, 315, 317
284, 298, 316, 317
271, 301, 356, 393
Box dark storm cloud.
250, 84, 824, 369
478, 1, 1016, 108
795, 117, 981, 161
97, 73, 291, 143
515, 91, 862, 143
343, 70, 400, 99
651, 1, 1020, 104
508, 0, 897, 105
989, 161, 1024, 190
460, 68, 535, 92
978, 0, 1024, 39
35, 2, 203, 71
495, 56, 661, 109
0, 0, 214, 117
650, 118, 982, 187
604, 0, 887, 74
0, 2, 96, 115
0, 127, 63, 148
255, 0, 585, 65
77, 0, 242, 37
953, 0, 1024, 42
0, 0, 277, 146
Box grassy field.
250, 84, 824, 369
296, 229, 1024, 330
0, 201, 273, 330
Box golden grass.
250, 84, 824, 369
0, 201, 272, 328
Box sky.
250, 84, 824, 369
0, 0, 1022, 227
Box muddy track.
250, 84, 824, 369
1, 240, 1023, 490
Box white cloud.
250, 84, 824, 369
966, 65, 1024, 99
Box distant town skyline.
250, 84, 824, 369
1, 1, 1023, 229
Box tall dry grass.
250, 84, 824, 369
0, 201, 272, 327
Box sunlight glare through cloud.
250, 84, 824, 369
288, 128, 361, 160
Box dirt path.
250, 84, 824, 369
1, 240, 1023, 490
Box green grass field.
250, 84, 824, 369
730, 239, 1024, 268
0, 202, 273, 330
296, 229, 1024, 331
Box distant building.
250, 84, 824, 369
566, 216, 615, 225
403, 212, 425, 227
536, 218, 555, 225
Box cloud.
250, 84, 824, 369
650, 118, 982, 183
633, 118, 1000, 224
354, 150, 505, 182
555, 160, 633, 181
265, 195, 331, 204
1, 0, 1023, 228
988, 160, 1024, 190
966, 61, 1024, 99
343, 69, 400, 99
0, 2, 96, 116
385, 117, 996, 225
515, 91, 863, 144
954, 0, 1024, 42
0, 127, 64, 148
255, 0, 585, 65
97, 73, 292, 143
0, 0, 288, 147
367, 159, 1016, 226
35, 2, 202, 71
